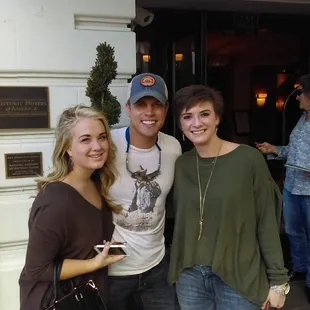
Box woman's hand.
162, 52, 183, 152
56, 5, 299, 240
91, 241, 125, 270
255, 142, 277, 155
261, 288, 286, 309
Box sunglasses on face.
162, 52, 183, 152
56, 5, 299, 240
296, 88, 304, 96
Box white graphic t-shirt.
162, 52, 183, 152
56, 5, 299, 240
108, 127, 182, 276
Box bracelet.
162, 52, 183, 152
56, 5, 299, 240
270, 283, 290, 296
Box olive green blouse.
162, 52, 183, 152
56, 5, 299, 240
168, 145, 288, 306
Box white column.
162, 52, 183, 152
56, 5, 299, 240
0, 1, 136, 309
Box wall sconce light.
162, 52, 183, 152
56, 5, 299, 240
294, 83, 300, 88
277, 73, 288, 87
276, 97, 285, 111
256, 92, 267, 107
175, 53, 183, 61
142, 54, 151, 63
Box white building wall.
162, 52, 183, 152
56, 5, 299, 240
0, 1, 136, 309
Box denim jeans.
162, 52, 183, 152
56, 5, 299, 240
283, 188, 310, 286
176, 266, 260, 310
107, 259, 175, 310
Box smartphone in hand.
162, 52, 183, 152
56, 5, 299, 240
94, 242, 128, 256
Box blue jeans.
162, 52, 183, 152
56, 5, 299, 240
107, 259, 175, 310
283, 188, 310, 286
176, 266, 260, 310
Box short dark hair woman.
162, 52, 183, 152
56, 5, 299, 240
169, 85, 289, 310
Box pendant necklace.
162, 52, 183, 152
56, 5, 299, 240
125, 127, 161, 182
196, 140, 223, 241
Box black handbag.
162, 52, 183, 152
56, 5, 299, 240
44, 262, 107, 310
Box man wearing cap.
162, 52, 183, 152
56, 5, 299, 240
107, 73, 182, 309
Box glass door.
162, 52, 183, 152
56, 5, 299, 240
135, 10, 206, 148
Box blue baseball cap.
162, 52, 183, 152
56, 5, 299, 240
127, 73, 168, 105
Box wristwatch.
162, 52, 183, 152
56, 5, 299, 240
270, 283, 290, 296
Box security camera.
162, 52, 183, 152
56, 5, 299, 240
133, 7, 154, 27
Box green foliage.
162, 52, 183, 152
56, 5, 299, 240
86, 42, 121, 126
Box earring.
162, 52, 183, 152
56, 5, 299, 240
182, 133, 185, 141
68, 156, 73, 171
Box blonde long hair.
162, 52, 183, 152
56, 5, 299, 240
37, 105, 121, 213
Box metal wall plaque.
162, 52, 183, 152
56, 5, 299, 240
0, 86, 50, 129
5, 152, 43, 179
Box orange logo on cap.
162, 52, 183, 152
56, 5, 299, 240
140, 75, 156, 87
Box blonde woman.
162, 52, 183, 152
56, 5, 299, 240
19, 105, 124, 310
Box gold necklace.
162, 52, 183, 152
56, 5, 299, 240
196, 140, 223, 241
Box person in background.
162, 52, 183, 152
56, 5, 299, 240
256, 73, 310, 302
169, 85, 289, 310
19, 105, 124, 310
107, 73, 182, 310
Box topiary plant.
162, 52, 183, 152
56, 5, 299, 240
86, 42, 121, 126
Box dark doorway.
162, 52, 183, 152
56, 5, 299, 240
135, 10, 310, 182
